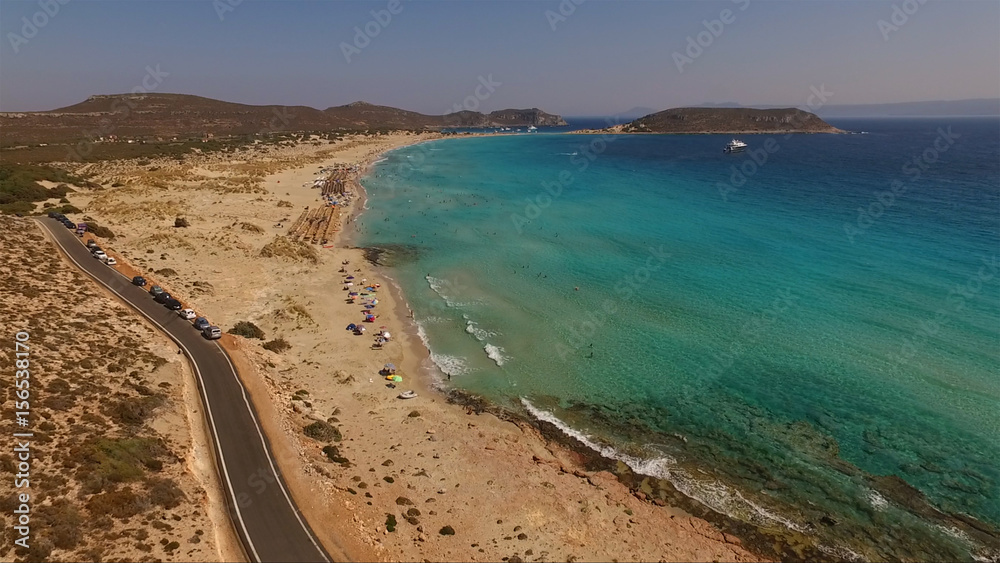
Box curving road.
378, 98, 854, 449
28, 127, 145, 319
37, 218, 330, 563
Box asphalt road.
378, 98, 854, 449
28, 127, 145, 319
38, 218, 330, 563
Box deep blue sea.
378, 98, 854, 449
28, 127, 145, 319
358, 118, 1000, 560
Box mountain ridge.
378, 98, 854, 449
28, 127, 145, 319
0, 93, 566, 144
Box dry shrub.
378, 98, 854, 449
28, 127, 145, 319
303, 420, 341, 442
263, 338, 291, 353
259, 236, 318, 264
239, 221, 265, 234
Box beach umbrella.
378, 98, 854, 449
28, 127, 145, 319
346, 276, 355, 280
346, 323, 356, 330
382, 332, 391, 339
384, 363, 396, 369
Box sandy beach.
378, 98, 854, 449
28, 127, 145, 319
57, 133, 762, 562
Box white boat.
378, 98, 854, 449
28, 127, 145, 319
527, 125, 538, 132
724, 139, 747, 153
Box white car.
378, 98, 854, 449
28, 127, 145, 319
93, 250, 107, 260
105, 257, 117, 266
178, 308, 196, 320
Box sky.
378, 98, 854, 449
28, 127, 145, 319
0, 0, 998, 115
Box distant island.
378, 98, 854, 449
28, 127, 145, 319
583, 107, 844, 135
0, 93, 566, 144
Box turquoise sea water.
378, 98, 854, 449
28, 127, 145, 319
357, 118, 1000, 560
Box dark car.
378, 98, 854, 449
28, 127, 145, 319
90, 245, 102, 254
163, 298, 182, 310
132, 276, 147, 287
149, 285, 164, 297
193, 317, 211, 331
86, 239, 96, 247
63, 220, 75, 229
47, 211, 60, 218
153, 292, 172, 304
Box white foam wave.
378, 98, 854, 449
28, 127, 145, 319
372, 157, 387, 164
556, 152, 579, 156
519, 398, 807, 533
483, 343, 509, 366
430, 353, 469, 377
426, 275, 482, 308
465, 319, 497, 341
868, 490, 888, 510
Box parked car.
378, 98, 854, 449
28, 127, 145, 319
48, 212, 62, 219
202, 326, 222, 340
63, 221, 75, 229
93, 250, 107, 260
86, 239, 97, 248
132, 276, 147, 286
105, 257, 117, 266
193, 317, 211, 331
178, 308, 196, 320
163, 298, 182, 310
149, 285, 164, 297
153, 291, 172, 304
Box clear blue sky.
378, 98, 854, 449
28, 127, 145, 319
1, 0, 997, 115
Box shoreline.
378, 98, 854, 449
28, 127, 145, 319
348, 141, 837, 563
60, 133, 764, 563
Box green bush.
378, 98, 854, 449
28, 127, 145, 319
0, 163, 84, 215
263, 338, 291, 353
228, 321, 264, 340
174, 216, 189, 228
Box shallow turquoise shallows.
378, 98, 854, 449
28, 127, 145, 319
358, 118, 1000, 560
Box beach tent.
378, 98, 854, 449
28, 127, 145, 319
384, 363, 396, 370
346, 323, 357, 331
391, 375, 402, 382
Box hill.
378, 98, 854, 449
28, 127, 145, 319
609, 107, 843, 134
0, 93, 566, 144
